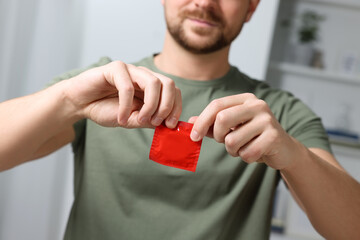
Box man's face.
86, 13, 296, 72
163, 0, 256, 54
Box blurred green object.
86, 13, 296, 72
280, 10, 326, 44
298, 10, 325, 44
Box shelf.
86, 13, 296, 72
300, 0, 360, 11
269, 62, 360, 86
330, 139, 360, 150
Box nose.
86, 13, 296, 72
193, 0, 217, 9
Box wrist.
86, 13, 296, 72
280, 139, 311, 175
50, 80, 85, 123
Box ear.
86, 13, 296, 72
245, 0, 260, 22
161, 0, 165, 6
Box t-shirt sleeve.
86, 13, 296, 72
281, 95, 332, 154
48, 56, 112, 86
48, 56, 112, 154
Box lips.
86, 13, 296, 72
188, 17, 218, 27
180, 9, 223, 27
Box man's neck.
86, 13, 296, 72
154, 32, 231, 81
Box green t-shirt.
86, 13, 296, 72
54, 55, 331, 240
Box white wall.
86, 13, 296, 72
0, 0, 84, 239
80, 0, 166, 66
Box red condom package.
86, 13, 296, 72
149, 121, 202, 172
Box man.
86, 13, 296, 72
0, 0, 359, 239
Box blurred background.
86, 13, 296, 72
0, 0, 359, 239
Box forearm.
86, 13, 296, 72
0, 80, 81, 170
281, 141, 360, 240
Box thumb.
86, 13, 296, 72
188, 116, 198, 124
188, 116, 213, 139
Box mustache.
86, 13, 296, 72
180, 9, 224, 26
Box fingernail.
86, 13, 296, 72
167, 117, 178, 128
190, 130, 200, 142
119, 118, 127, 125
140, 116, 149, 124
152, 117, 163, 126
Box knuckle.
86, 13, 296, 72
213, 133, 224, 143
122, 84, 134, 94
225, 135, 237, 149
251, 147, 262, 159
149, 76, 161, 85
215, 111, 228, 125
255, 99, 269, 111
261, 114, 273, 125
243, 92, 256, 99
269, 129, 280, 142
260, 114, 276, 130
230, 152, 239, 157
163, 77, 175, 88
158, 104, 173, 117
111, 60, 126, 68
239, 151, 252, 163
226, 146, 238, 157
241, 147, 261, 163
239, 151, 249, 162
210, 99, 223, 110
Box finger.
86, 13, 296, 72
148, 72, 176, 126
188, 116, 198, 124
212, 105, 256, 143
190, 95, 248, 141
224, 117, 265, 157
123, 97, 154, 128
125, 110, 154, 129
238, 131, 271, 164
127, 65, 162, 124
189, 117, 216, 138
85, 96, 119, 127
105, 61, 135, 126
138, 68, 181, 128
165, 87, 182, 128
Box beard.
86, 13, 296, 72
166, 8, 242, 54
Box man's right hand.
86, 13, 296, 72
0, 61, 182, 170
65, 61, 182, 129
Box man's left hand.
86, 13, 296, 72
189, 93, 299, 170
